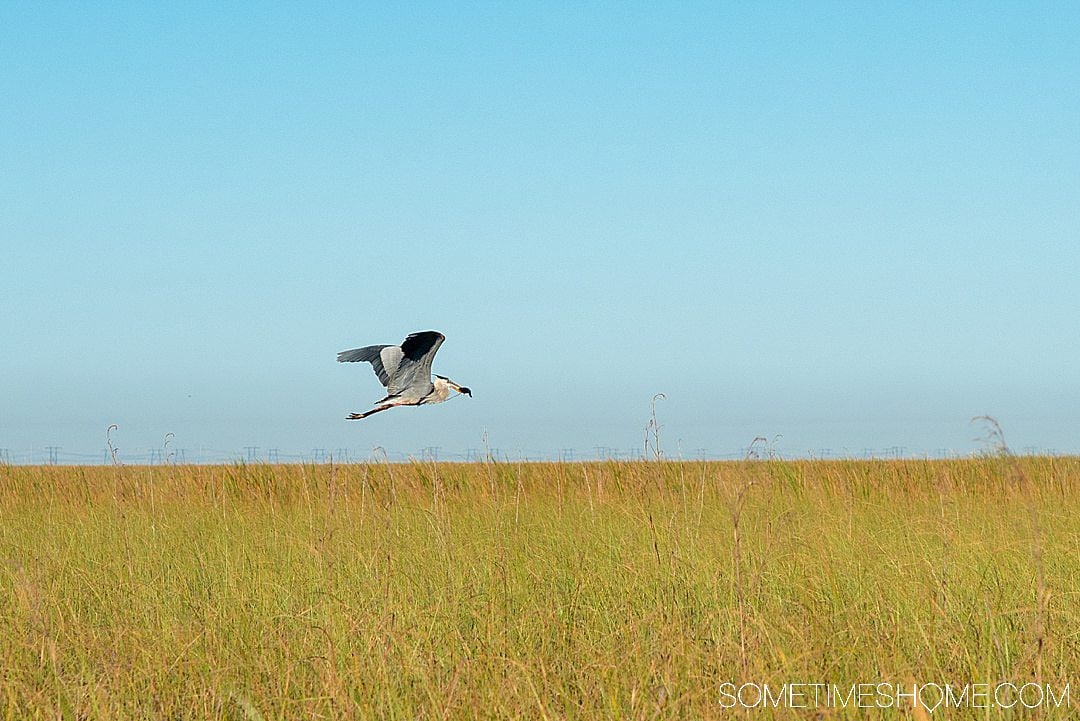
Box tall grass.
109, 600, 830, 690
1, 457, 1078, 718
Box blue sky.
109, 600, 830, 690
2, 2, 1078, 462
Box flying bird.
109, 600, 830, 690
337, 330, 472, 420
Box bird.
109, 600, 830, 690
337, 330, 472, 420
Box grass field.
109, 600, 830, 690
2, 456, 1078, 719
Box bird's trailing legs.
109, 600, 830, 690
347, 398, 424, 420
346, 405, 394, 420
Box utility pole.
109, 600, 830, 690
45, 446, 61, 465
243, 446, 260, 463
268, 448, 279, 463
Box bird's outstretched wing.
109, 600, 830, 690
337, 331, 445, 397
388, 331, 445, 396
336, 344, 404, 388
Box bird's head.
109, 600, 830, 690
436, 375, 472, 397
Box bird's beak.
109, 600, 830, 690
457, 385, 472, 397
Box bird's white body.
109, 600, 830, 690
431, 375, 454, 404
